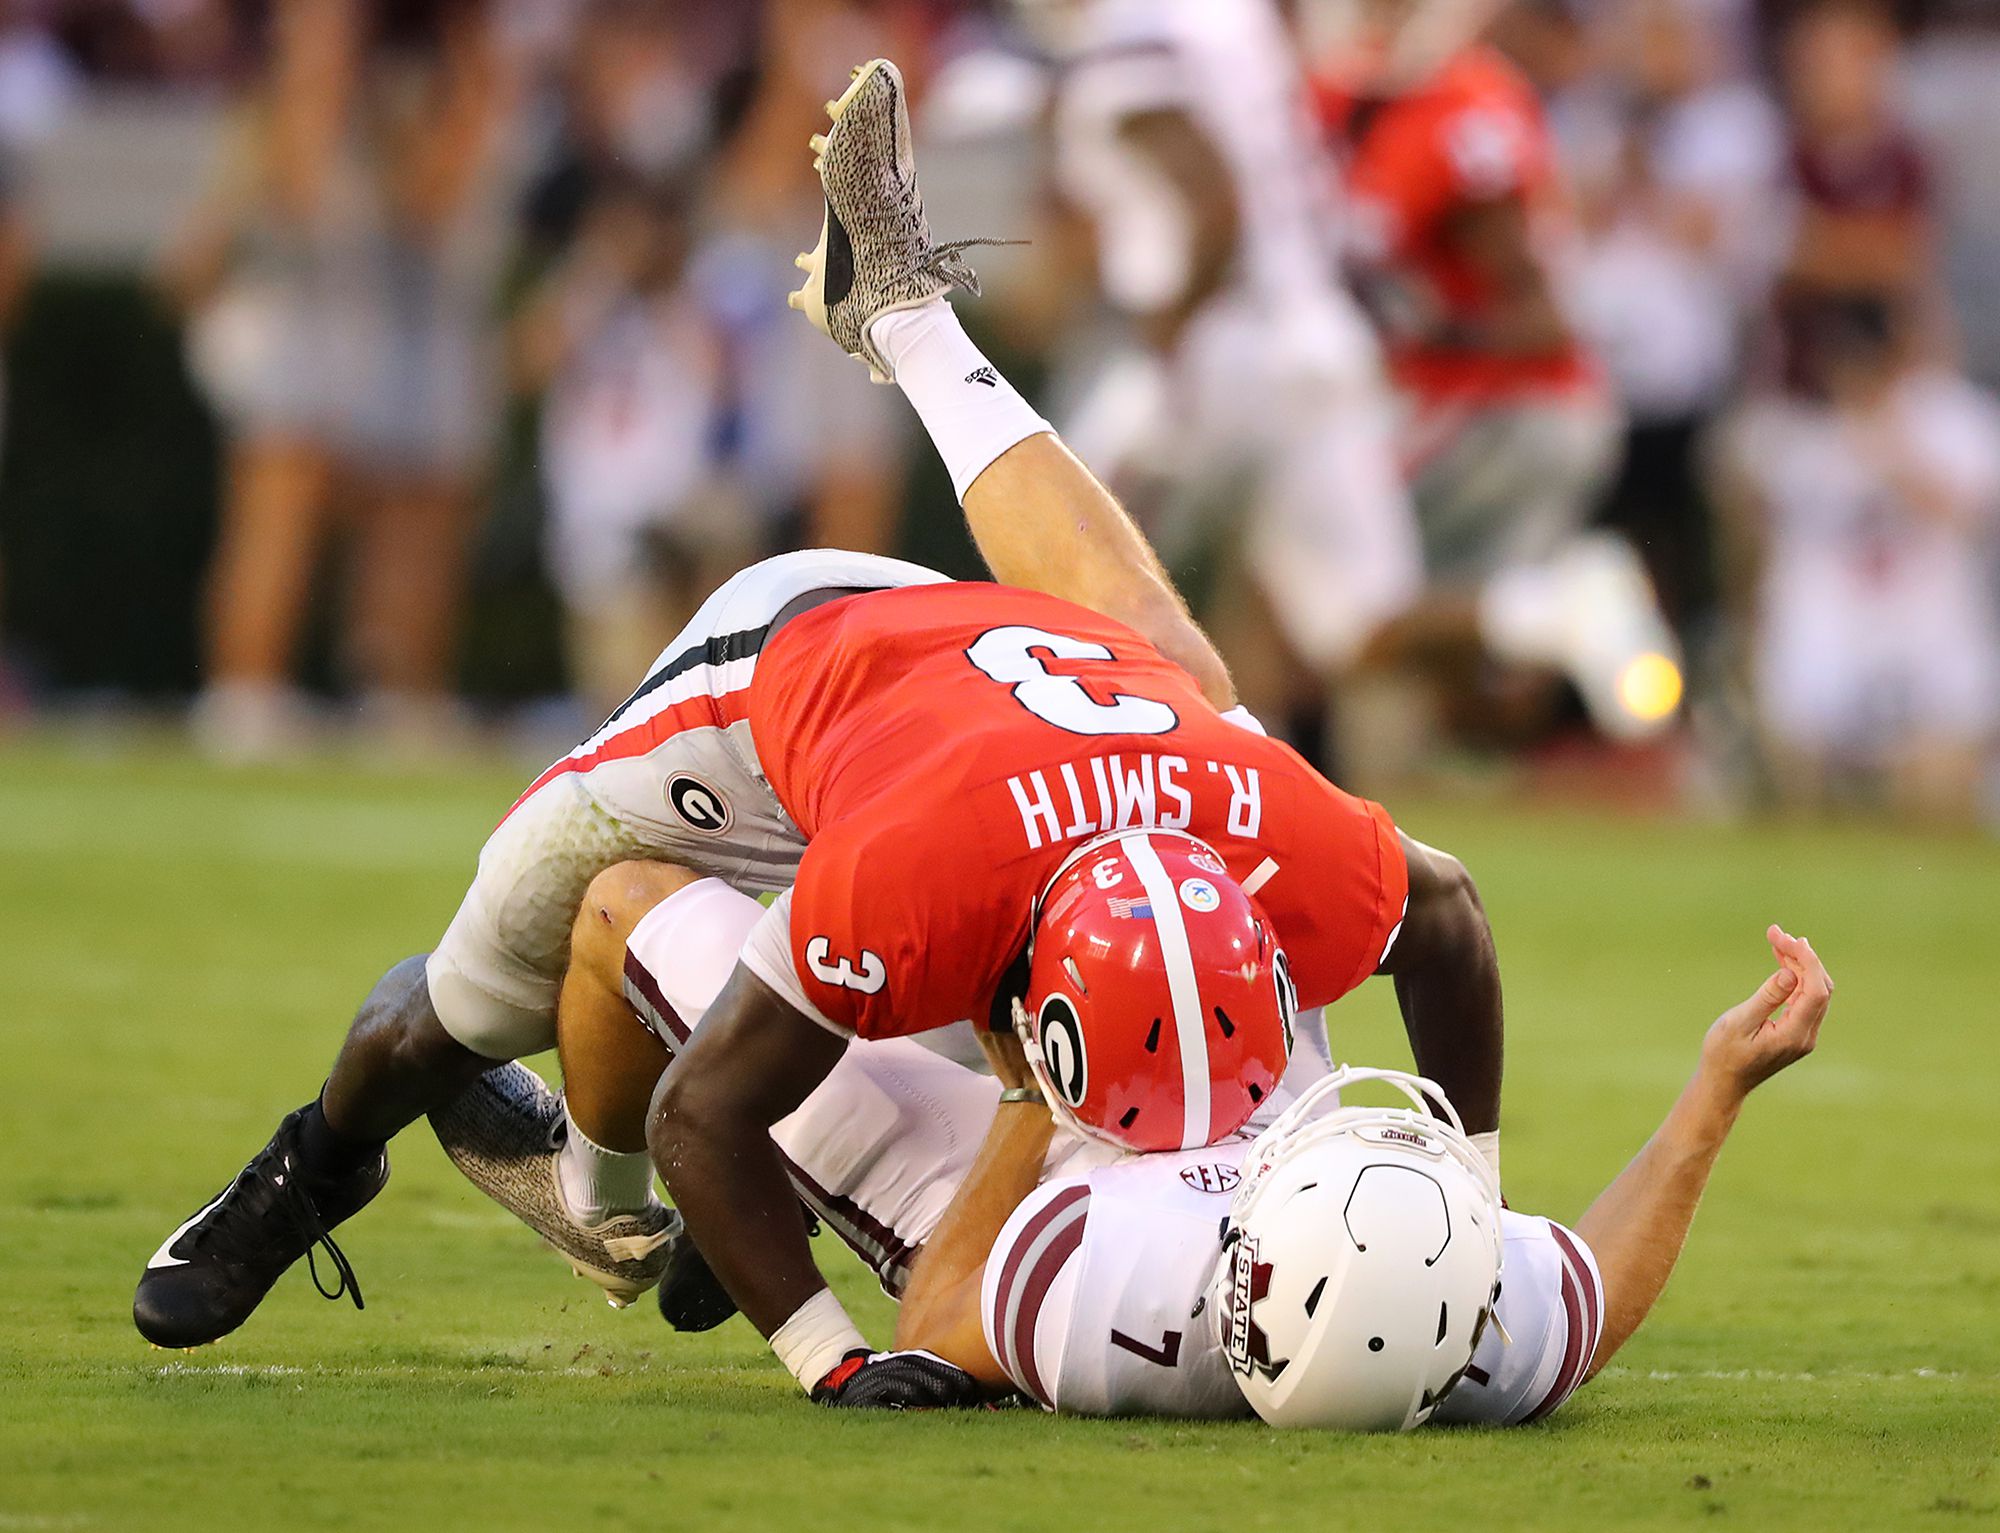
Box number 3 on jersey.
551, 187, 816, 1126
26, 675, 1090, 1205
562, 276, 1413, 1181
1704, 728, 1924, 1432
806, 937, 886, 994
966, 626, 1179, 737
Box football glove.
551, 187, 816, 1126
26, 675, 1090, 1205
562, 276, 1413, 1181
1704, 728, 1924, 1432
810, 1348, 984, 1410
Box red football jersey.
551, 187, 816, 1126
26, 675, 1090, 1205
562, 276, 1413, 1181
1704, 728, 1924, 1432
1314, 47, 1597, 406
746, 583, 1407, 1039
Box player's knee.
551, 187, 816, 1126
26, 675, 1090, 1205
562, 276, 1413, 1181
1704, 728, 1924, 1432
573, 861, 701, 968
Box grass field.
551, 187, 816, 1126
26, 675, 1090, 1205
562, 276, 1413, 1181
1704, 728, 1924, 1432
2, 737, 1996, 1531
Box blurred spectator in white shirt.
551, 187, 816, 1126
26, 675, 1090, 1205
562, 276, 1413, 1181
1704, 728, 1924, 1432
516, 172, 757, 717
1564, 0, 1785, 646
1720, 296, 2000, 823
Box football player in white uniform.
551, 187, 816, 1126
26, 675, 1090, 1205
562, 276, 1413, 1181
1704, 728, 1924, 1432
481, 860, 1829, 1420
1019, 0, 1427, 702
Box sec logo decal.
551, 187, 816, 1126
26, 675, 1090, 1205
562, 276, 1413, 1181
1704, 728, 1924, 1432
1179, 1163, 1241, 1195
666, 773, 732, 835
1178, 877, 1220, 913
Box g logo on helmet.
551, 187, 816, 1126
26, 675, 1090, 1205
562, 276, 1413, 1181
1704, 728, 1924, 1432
1037, 994, 1089, 1107
666, 772, 732, 835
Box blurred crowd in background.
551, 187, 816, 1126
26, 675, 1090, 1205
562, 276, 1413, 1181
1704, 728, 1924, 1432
1, 0, 1998, 830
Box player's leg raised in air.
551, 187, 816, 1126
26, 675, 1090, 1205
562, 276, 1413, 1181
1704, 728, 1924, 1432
789, 58, 1234, 713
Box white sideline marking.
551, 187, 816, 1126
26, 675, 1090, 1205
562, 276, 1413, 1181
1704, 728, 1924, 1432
1601, 1366, 1975, 1383
152, 1362, 671, 1381
154, 1362, 1984, 1386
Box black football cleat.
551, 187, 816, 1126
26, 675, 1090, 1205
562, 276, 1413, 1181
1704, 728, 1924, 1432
133, 1104, 387, 1348
655, 1224, 738, 1334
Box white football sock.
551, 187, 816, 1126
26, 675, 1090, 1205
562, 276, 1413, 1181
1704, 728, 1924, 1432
557, 1104, 656, 1225
868, 300, 1053, 501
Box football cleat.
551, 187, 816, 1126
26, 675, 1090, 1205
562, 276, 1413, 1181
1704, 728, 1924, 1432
1479, 533, 1685, 742
133, 1104, 386, 1349
427, 1062, 678, 1307
655, 1225, 739, 1333
788, 57, 991, 383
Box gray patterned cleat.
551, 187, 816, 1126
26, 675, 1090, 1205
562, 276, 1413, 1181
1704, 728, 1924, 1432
789, 57, 990, 382
428, 1062, 677, 1308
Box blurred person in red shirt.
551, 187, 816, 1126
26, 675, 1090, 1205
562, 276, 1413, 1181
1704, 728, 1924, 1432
1778, 0, 1931, 313
1308, 2, 1617, 573
1303, 0, 1683, 752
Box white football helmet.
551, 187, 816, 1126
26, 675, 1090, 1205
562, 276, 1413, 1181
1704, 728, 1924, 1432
1298, 0, 1504, 93
1209, 1065, 1504, 1431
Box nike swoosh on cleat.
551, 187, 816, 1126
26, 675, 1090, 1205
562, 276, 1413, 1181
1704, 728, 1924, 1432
146, 1189, 230, 1269
823, 203, 856, 308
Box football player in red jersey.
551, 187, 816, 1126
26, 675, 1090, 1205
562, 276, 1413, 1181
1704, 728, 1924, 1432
133, 62, 1504, 1410
1303, 2, 1684, 742
637, 60, 1498, 1405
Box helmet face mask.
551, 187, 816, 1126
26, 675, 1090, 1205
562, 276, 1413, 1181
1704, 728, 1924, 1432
1013, 829, 1293, 1153
1209, 1067, 1504, 1431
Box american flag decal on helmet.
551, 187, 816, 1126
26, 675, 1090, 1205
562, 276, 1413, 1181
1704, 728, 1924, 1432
1106, 894, 1154, 920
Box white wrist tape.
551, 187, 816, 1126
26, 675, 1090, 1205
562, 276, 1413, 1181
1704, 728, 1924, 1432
769, 1287, 868, 1392
1470, 1130, 1501, 1184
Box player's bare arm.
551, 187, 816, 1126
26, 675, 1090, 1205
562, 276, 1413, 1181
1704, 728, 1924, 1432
790, 58, 1235, 710
1111, 107, 1242, 353
1376, 832, 1503, 1140
959, 436, 1234, 708
1438, 196, 1572, 357
1575, 926, 1833, 1380
891, 1033, 1055, 1389
646, 967, 848, 1343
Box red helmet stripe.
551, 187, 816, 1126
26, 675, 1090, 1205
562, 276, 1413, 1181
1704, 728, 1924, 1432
1121, 832, 1213, 1147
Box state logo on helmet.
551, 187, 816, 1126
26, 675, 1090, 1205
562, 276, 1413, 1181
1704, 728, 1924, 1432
1208, 1066, 1504, 1431
1012, 828, 1294, 1153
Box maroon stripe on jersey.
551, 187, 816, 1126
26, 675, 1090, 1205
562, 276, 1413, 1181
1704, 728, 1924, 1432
624, 947, 916, 1286
1548, 1224, 1602, 1371
1010, 1193, 1091, 1405
1525, 1238, 1591, 1423
779, 1150, 918, 1289
988, 1185, 1090, 1396
622, 950, 691, 1049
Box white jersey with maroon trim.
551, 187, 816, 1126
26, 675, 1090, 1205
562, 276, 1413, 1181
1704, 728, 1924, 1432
423, 549, 945, 1059
1054, 0, 1353, 323
983, 1144, 1606, 1422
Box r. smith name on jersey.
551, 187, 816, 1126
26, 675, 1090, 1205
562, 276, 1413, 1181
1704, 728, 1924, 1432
1007, 753, 1263, 851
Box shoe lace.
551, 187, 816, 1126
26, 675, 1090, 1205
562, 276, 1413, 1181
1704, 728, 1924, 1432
848, 168, 1020, 298
890, 234, 1027, 299
192, 1152, 367, 1311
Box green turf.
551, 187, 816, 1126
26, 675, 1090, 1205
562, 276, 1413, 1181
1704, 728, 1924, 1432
2, 737, 1995, 1531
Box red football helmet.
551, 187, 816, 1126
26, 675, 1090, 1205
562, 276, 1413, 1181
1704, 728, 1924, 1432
1013, 829, 1296, 1152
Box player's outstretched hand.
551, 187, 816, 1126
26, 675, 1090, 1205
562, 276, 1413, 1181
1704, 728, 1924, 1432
810, 1348, 985, 1410
1700, 925, 1834, 1099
